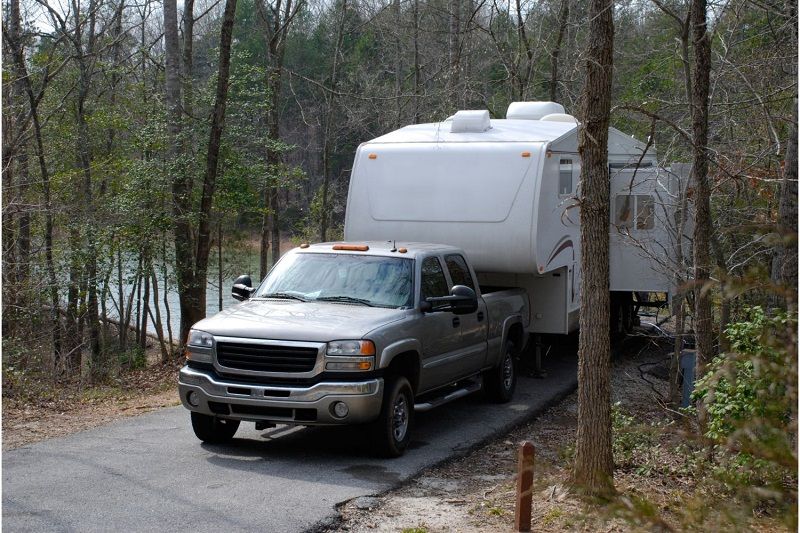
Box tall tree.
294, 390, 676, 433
572, 0, 615, 495
772, 0, 798, 311
689, 0, 713, 384
259, 0, 304, 277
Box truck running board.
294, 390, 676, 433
414, 376, 483, 413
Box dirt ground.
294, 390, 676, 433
2, 357, 182, 450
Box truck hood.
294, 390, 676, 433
191, 299, 408, 342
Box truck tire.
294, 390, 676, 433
485, 340, 517, 403
190, 412, 240, 444
370, 375, 414, 458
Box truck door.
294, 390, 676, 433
417, 256, 465, 392
444, 254, 488, 374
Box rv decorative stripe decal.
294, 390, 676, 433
545, 237, 574, 268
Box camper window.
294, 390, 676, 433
615, 195, 634, 229
636, 195, 655, 230
445, 254, 476, 290
421, 257, 449, 300
559, 159, 573, 195
614, 194, 655, 231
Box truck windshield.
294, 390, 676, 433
256, 253, 414, 309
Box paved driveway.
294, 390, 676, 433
3, 353, 577, 533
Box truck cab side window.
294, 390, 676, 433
444, 254, 475, 290
421, 257, 449, 300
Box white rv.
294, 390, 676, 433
345, 101, 684, 337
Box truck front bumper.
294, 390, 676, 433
178, 366, 384, 425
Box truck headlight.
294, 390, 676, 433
325, 340, 375, 371
188, 329, 214, 348
186, 330, 214, 364
326, 340, 375, 356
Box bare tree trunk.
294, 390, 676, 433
218, 220, 223, 311
319, 0, 347, 242
148, 266, 169, 363
394, 0, 402, 125
772, 1, 798, 312
165, 0, 195, 347
118, 249, 126, 350
183, 0, 195, 119
572, 0, 615, 495
448, 0, 460, 101
140, 255, 151, 351
690, 0, 713, 383
550, 0, 569, 102
5, 0, 62, 367
412, 0, 421, 123
772, 112, 798, 312
162, 241, 174, 350
193, 0, 239, 331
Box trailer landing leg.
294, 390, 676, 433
532, 334, 547, 378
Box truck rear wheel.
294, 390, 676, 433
370, 375, 413, 458
485, 340, 517, 403
190, 412, 240, 444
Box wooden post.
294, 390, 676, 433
515, 441, 535, 532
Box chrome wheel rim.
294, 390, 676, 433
502, 352, 514, 390
392, 393, 409, 442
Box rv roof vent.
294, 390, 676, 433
506, 101, 565, 120
540, 113, 578, 124
450, 110, 491, 133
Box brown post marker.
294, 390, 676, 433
515, 441, 535, 532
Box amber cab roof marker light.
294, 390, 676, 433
368, 153, 378, 159
299, 243, 310, 249
332, 244, 370, 251
521, 151, 531, 158
398, 248, 408, 253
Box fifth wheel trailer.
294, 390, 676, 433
344, 101, 687, 336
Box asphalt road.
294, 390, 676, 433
3, 351, 577, 533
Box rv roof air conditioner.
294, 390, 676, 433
540, 113, 578, 124
450, 110, 492, 133
506, 101, 565, 120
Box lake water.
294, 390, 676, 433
105, 243, 266, 343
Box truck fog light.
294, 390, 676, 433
187, 391, 200, 407
331, 401, 349, 418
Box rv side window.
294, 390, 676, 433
636, 195, 655, 230
614, 194, 655, 230
615, 195, 633, 229
444, 254, 475, 291
559, 159, 573, 195
421, 257, 449, 300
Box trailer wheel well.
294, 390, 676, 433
386, 351, 421, 394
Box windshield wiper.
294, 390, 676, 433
315, 295, 375, 307
261, 292, 308, 302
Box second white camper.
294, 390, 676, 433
345, 101, 685, 336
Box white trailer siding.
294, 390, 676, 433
346, 141, 550, 273
345, 108, 682, 335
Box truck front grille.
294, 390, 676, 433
216, 342, 318, 373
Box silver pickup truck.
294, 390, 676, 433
178, 241, 529, 456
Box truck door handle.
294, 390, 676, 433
452, 317, 460, 328
477, 311, 484, 322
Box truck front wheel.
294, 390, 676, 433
370, 376, 414, 458
190, 412, 240, 444
485, 340, 517, 403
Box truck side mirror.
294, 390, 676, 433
424, 285, 478, 315
232, 275, 254, 301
